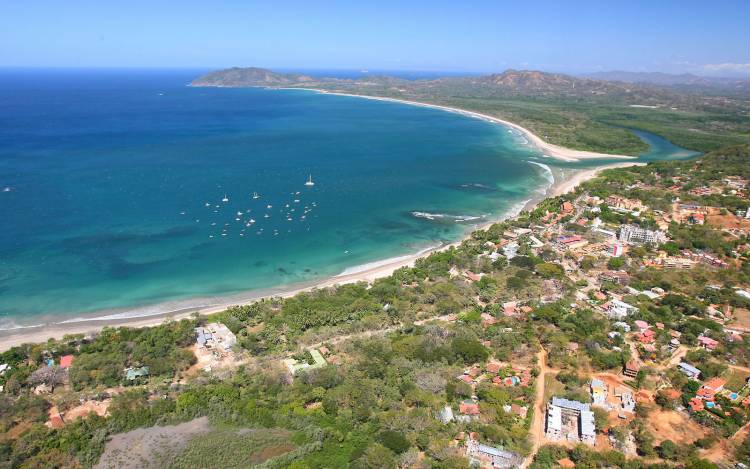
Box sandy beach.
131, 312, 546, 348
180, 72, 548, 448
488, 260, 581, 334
0, 93, 646, 352
306, 90, 638, 163
549, 161, 646, 196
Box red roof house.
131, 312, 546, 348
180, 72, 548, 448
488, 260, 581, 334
698, 336, 719, 350
59, 355, 74, 368
697, 378, 726, 401
689, 397, 705, 412
486, 362, 503, 374
459, 401, 480, 415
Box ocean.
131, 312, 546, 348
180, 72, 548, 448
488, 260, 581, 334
0, 69, 697, 328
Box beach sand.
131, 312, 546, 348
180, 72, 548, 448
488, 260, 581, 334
549, 161, 646, 196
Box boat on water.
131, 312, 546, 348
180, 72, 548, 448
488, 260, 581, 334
305, 174, 315, 186
252, 192, 260, 199
222, 194, 229, 203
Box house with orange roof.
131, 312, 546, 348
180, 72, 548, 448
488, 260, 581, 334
502, 301, 519, 317
481, 313, 497, 327
689, 397, 705, 412
458, 374, 474, 385
486, 362, 503, 374
465, 271, 483, 282
697, 378, 726, 401
59, 355, 74, 369
459, 401, 480, 416
637, 329, 656, 344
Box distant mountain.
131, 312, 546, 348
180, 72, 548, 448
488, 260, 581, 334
584, 70, 750, 89
191, 67, 317, 87
193, 67, 638, 95
192, 67, 750, 104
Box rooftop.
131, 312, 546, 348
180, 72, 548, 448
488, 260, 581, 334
551, 396, 591, 413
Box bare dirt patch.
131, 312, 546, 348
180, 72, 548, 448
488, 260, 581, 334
94, 416, 211, 469
732, 308, 750, 331
706, 208, 750, 231
645, 408, 708, 445
64, 399, 110, 421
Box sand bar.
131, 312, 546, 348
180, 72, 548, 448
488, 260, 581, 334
301, 89, 639, 162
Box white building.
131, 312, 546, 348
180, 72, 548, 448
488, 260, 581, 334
580, 410, 596, 445
546, 398, 596, 446
437, 405, 454, 424
502, 242, 519, 260
545, 404, 562, 440
605, 299, 638, 319
618, 225, 667, 245
195, 323, 237, 352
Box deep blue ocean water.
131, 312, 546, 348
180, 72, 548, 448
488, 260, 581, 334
0, 69, 697, 327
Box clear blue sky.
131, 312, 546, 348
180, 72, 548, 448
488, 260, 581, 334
2, 0, 749, 76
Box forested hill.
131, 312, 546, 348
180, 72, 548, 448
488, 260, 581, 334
192, 67, 750, 156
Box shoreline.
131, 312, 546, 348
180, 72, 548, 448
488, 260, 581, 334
0, 159, 639, 351
0, 90, 647, 350
271, 87, 639, 163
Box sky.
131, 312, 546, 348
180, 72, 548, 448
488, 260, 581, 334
1, 0, 749, 76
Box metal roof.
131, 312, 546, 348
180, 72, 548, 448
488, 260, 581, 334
678, 362, 701, 375
552, 397, 591, 412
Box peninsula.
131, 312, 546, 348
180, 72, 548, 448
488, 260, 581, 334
192, 67, 750, 156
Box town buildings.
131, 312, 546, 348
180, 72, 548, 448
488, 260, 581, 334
618, 225, 667, 245
545, 397, 596, 445
195, 323, 237, 352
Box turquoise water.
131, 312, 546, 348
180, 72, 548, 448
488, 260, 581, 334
0, 70, 698, 328
0, 70, 550, 326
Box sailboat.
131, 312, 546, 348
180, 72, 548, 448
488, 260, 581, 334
252, 192, 260, 199
305, 174, 315, 187
222, 194, 229, 203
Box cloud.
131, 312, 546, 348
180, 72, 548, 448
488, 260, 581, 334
701, 62, 750, 75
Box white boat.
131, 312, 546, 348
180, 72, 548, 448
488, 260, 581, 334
264, 214, 270, 218
305, 174, 315, 186
249, 219, 256, 224
267, 204, 272, 209
222, 194, 229, 203
252, 192, 260, 199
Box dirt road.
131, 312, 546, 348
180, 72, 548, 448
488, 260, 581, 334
521, 348, 557, 469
